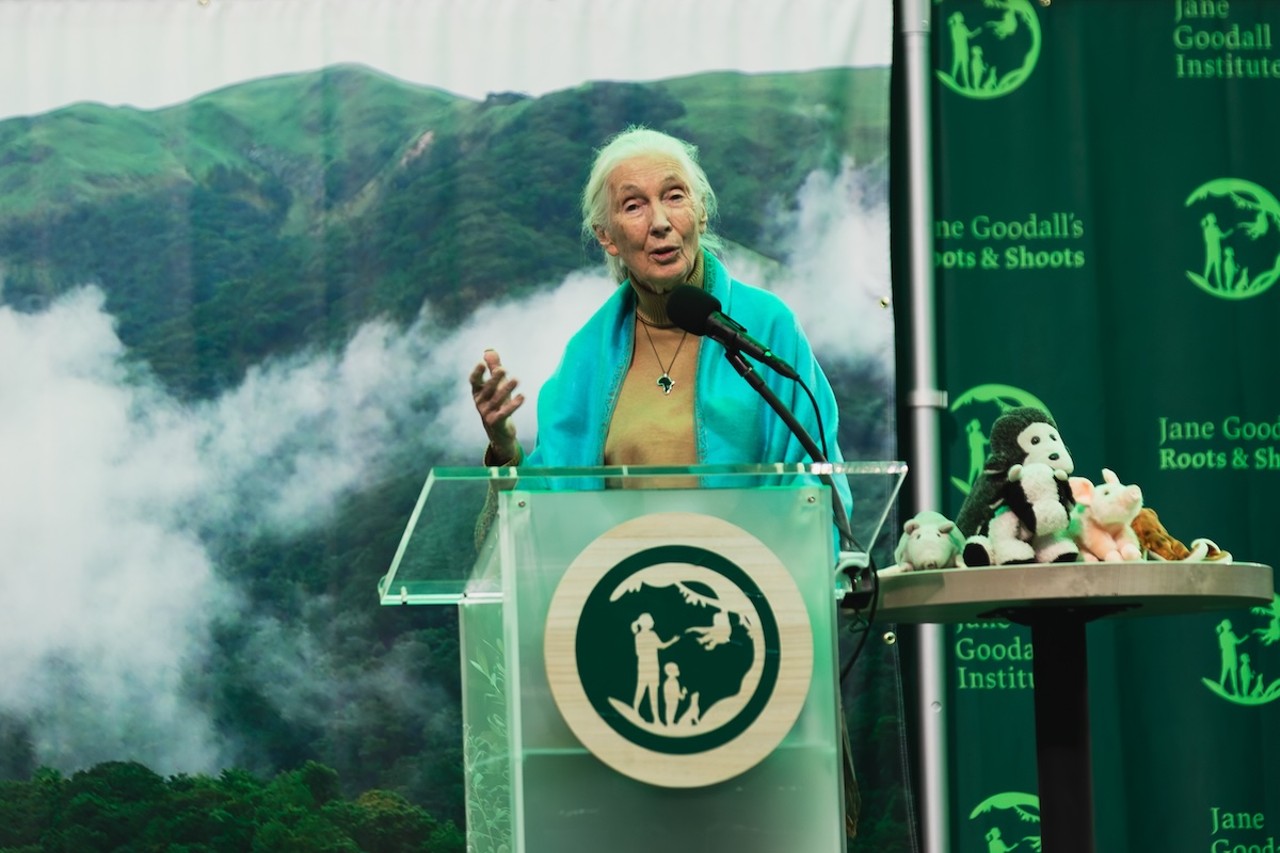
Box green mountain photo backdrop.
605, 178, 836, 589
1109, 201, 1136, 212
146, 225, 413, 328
0, 63, 904, 849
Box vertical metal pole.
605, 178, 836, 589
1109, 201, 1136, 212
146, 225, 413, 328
900, 0, 950, 850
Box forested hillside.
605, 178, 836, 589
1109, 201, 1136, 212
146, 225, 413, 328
0, 63, 888, 399
0, 761, 463, 851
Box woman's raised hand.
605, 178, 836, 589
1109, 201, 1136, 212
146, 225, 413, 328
469, 349, 524, 463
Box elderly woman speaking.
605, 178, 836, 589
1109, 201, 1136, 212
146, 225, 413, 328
469, 126, 848, 490
468, 126, 862, 838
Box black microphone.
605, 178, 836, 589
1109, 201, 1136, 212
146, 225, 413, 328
667, 285, 799, 380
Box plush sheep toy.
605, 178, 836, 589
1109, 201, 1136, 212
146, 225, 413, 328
956, 406, 1078, 567
892, 511, 965, 571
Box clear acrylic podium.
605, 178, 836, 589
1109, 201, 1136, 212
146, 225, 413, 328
378, 462, 905, 853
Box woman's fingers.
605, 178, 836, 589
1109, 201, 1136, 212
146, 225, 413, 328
470, 351, 523, 442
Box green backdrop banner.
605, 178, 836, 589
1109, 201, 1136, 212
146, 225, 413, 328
932, 1, 1280, 850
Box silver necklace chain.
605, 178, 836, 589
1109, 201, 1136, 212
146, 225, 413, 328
640, 319, 688, 395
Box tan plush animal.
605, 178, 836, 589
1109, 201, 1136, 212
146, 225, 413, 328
1130, 507, 1231, 562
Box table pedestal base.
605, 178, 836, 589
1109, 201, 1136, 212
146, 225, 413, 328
1030, 617, 1095, 853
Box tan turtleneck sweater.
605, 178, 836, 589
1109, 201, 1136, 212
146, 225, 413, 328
603, 254, 704, 484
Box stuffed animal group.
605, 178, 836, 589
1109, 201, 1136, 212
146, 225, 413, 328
883, 406, 1233, 573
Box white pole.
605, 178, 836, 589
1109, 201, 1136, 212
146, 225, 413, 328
899, 0, 950, 849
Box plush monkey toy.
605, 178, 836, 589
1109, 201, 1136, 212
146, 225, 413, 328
956, 406, 1078, 566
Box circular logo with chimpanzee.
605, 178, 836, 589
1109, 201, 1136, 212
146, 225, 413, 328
936, 0, 1042, 99
544, 512, 812, 787
1185, 178, 1280, 300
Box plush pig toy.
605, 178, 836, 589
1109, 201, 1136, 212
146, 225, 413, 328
1069, 468, 1144, 562
893, 511, 965, 571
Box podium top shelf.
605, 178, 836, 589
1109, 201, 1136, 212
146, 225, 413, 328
378, 461, 908, 606
424, 460, 908, 481
874, 561, 1274, 625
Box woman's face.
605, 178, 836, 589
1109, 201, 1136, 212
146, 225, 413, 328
596, 154, 706, 294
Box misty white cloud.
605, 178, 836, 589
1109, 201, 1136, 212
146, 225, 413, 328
730, 157, 894, 365
425, 269, 611, 453
0, 289, 227, 773
195, 317, 442, 534
0, 290, 449, 774
243, 608, 456, 742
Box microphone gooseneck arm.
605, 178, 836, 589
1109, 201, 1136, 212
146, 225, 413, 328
705, 313, 800, 380
721, 348, 823, 462
719, 348, 856, 553
666, 284, 859, 556
668, 284, 800, 381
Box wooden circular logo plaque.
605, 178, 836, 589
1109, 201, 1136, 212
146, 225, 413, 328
544, 512, 813, 788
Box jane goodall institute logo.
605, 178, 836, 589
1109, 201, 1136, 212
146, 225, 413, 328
1185, 178, 1280, 300
969, 791, 1041, 850
1204, 595, 1280, 706
936, 0, 1043, 99
544, 512, 812, 788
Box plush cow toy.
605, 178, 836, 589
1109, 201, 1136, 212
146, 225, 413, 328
990, 462, 1079, 564
956, 406, 1079, 566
